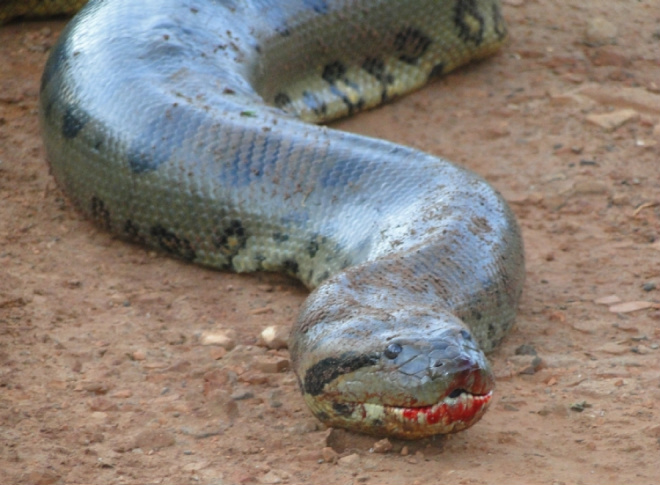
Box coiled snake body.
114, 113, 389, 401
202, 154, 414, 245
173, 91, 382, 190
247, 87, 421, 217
27, 0, 524, 439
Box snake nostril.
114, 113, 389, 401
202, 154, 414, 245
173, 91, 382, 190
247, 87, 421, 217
383, 343, 402, 359
460, 329, 472, 341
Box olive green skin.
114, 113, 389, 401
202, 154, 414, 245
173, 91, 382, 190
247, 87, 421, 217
34, 0, 524, 438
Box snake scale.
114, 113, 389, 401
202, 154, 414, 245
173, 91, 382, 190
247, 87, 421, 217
9, 0, 525, 439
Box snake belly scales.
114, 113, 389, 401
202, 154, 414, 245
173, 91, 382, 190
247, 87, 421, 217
14, 0, 525, 439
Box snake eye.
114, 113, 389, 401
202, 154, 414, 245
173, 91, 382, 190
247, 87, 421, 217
384, 343, 402, 359
460, 329, 472, 341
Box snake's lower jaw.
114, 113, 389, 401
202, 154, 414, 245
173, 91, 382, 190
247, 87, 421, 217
305, 389, 493, 440
389, 390, 494, 438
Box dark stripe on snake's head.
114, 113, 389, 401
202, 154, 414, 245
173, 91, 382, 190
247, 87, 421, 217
303, 352, 380, 396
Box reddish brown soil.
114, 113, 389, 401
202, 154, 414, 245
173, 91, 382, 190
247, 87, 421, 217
2, 2, 660, 484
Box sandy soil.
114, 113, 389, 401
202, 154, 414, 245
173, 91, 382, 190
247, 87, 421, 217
2, 1, 660, 484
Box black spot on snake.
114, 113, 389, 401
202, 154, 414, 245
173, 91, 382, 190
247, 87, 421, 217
394, 27, 431, 65
302, 90, 327, 116
273, 232, 289, 242
150, 225, 196, 261
306, 238, 320, 258
492, 2, 507, 40
362, 57, 394, 102
61, 104, 89, 139
454, 0, 485, 45
127, 147, 161, 173
428, 62, 446, 80
362, 57, 394, 84
283, 259, 299, 275
124, 219, 142, 241
303, 353, 380, 396
273, 92, 292, 109
215, 219, 248, 257
322, 61, 347, 84
90, 196, 111, 230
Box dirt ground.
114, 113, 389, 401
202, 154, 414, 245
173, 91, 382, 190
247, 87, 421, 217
1, 1, 660, 484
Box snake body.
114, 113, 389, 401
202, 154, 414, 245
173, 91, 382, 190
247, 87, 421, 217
32, 0, 524, 439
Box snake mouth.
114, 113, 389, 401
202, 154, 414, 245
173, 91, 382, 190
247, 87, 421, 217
394, 389, 493, 428
308, 389, 493, 440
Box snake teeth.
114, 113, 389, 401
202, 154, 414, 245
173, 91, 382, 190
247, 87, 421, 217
395, 390, 493, 427
305, 389, 493, 440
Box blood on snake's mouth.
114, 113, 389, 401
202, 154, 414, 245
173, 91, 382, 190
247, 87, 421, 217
394, 389, 493, 426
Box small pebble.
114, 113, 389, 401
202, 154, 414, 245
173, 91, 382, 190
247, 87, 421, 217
111, 389, 133, 399
371, 438, 392, 453
642, 282, 656, 292
253, 355, 290, 373
83, 381, 110, 395
132, 350, 146, 361
338, 453, 360, 467
258, 325, 289, 350
249, 306, 274, 315
200, 330, 236, 350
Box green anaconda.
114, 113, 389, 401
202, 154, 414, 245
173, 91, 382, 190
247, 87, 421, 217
9, 0, 525, 439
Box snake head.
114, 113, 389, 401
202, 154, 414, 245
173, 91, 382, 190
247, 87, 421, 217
292, 307, 495, 439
